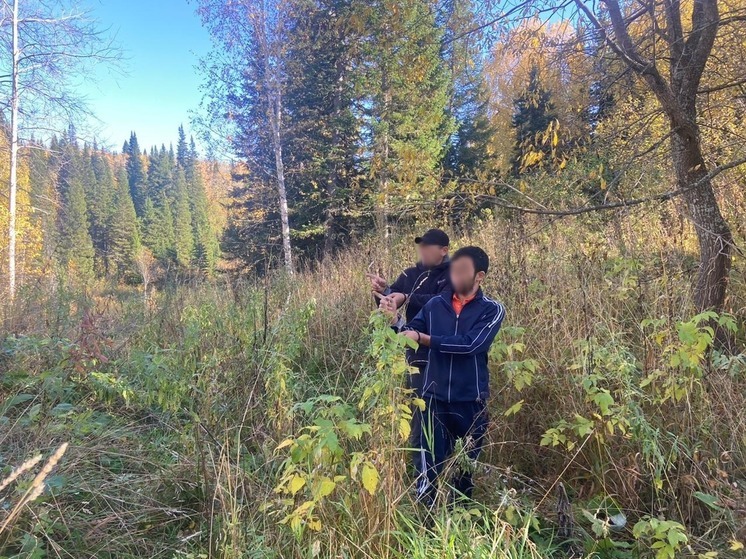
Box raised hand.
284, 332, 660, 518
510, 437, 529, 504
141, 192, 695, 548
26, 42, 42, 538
374, 292, 398, 319
366, 271, 387, 294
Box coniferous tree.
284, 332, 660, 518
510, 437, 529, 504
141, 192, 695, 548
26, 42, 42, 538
57, 136, 95, 281
197, 0, 293, 272
510, 66, 558, 175
172, 169, 195, 267
283, 0, 363, 255
28, 141, 58, 267
441, 0, 497, 181
125, 132, 147, 215
109, 165, 141, 279
184, 140, 219, 274
88, 148, 117, 275
141, 194, 176, 262
365, 0, 454, 231
176, 125, 190, 171
147, 144, 174, 199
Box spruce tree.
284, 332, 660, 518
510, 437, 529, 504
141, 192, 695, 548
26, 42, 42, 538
28, 142, 57, 266
125, 132, 147, 215
510, 66, 558, 175
193, 188, 219, 274
88, 149, 117, 276
57, 138, 95, 281
283, 0, 363, 254
109, 166, 141, 279
364, 0, 454, 230
141, 195, 176, 262
147, 144, 175, 199
184, 141, 219, 274
173, 169, 195, 267
176, 125, 190, 171
187, 136, 200, 181
440, 0, 497, 180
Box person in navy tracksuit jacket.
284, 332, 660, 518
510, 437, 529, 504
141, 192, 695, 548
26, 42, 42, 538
383, 246, 505, 507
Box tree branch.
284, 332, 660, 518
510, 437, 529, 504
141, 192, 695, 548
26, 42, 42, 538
457, 155, 746, 217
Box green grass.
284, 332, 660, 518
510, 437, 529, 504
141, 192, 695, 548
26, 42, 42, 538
1, 211, 745, 558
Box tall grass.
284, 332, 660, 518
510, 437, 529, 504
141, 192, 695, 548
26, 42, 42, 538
0, 203, 744, 558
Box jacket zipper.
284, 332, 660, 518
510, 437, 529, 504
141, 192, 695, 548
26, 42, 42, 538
409, 270, 430, 301
448, 314, 458, 402
442, 294, 480, 402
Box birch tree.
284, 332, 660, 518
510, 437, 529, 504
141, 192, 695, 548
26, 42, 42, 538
0, 0, 116, 300
196, 0, 294, 274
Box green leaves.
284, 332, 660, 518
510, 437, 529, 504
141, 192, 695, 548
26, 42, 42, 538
50, 403, 74, 417
270, 307, 427, 538
492, 326, 539, 392
0, 394, 35, 416
639, 311, 739, 404
693, 491, 723, 511
591, 390, 614, 416
633, 516, 688, 559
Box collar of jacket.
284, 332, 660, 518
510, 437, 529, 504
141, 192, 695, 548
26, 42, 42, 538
439, 287, 484, 306
417, 255, 450, 272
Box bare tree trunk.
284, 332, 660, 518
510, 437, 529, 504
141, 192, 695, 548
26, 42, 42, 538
253, 0, 293, 274
575, 0, 733, 313
670, 122, 732, 311
8, 0, 20, 301
269, 90, 293, 274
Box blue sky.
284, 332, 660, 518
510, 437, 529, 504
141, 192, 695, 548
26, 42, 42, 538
80, 0, 211, 152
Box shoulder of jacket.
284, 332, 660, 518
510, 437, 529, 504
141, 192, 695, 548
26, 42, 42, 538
481, 295, 506, 314
398, 265, 420, 278
431, 292, 451, 307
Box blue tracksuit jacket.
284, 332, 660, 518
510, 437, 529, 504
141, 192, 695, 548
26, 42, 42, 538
405, 288, 505, 402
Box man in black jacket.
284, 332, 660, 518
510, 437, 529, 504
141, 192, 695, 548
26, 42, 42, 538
367, 228, 452, 392
368, 229, 452, 482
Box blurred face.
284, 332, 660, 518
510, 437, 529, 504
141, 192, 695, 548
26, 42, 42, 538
450, 256, 485, 296
417, 244, 448, 268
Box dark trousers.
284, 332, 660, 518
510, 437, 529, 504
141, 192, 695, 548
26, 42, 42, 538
410, 395, 488, 507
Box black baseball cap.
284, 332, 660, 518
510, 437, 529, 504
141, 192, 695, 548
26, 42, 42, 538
414, 228, 450, 247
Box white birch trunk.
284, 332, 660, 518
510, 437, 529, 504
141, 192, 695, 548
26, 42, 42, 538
8, 0, 20, 300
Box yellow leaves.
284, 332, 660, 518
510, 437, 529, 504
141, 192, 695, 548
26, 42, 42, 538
412, 398, 426, 411
289, 474, 306, 495
730, 540, 744, 551
313, 477, 336, 500
398, 418, 410, 440
275, 438, 295, 452
361, 463, 379, 495
281, 500, 322, 534
503, 399, 525, 416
